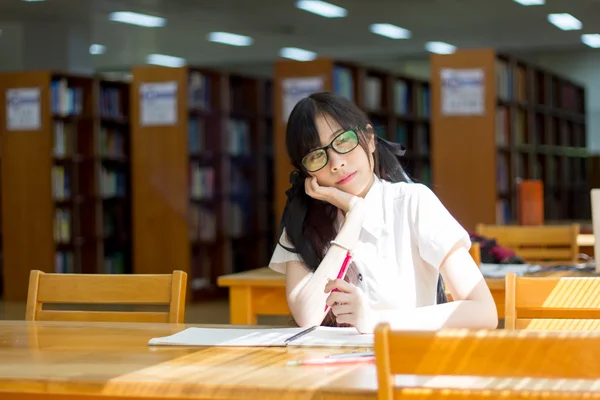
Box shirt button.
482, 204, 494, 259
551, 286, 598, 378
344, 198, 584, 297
358, 273, 363, 282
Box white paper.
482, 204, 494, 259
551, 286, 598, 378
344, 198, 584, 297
6, 88, 41, 131
440, 68, 485, 116
282, 76, 324, 123
140, 81, 177, 126
591, 189, 600, 273
148, 326, 372, 348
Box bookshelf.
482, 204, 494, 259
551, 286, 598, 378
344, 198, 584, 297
273, 58, 431, 229
130, 66, 274, 301
0, 71, 132, 301
430, 49, 589, 232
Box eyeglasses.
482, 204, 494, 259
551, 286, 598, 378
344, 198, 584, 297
301, 130, 360, 172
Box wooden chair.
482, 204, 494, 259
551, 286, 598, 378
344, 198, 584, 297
374, 323, 600, 400
476, 223, 580, 263
504, 272, 600, 330
26, 270, 187, 323
469, 241, 481, 266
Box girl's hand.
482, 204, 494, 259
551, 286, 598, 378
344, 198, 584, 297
305, 177, 359, 212
324, 279, 375, 333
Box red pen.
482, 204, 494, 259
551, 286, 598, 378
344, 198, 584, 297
324, 250, 352, 312
286, 355, 374, 366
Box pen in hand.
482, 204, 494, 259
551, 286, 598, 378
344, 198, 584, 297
324, 250, 353, 313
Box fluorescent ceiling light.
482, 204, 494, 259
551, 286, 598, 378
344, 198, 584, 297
109, 11, 166, 28
582, 33, 600, 48
89, 44, 106, 55
207, 32, 253, 46
369, 23, 411, 39
279, 47, 317, 61
23, 0, 45, 2
146, 54, 186, 68
547, 13, 581, 31
295, 0, 347, 18
425, 41, 456, 54
513, 0, 544, 5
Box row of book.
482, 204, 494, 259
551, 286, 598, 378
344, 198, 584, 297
99, 86, 126, 119
100, 127, 126, 158
396, 123, 430, 155
51, 79, 84, 117
104, 252, 127, 274
496, 106, 586, 148
189, 204, 217, 242
190, 164, 214, 200
53, 209, 71, 244
54, 250, 128, 274
55, 251, 74, 274
52, 166, 71, 201
101, 167, 127, 198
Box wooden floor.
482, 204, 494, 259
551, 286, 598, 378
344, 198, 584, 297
0, 299, 292, 325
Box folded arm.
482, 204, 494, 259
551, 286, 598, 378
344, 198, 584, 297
369, 243, 498, 331
284, 199, 367, 327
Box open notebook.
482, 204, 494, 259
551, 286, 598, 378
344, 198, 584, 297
148, 326, 373, 348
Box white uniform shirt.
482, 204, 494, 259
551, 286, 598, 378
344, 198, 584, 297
268, 175, 471, 311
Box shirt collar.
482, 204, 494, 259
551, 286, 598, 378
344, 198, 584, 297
362, 174, 386, 238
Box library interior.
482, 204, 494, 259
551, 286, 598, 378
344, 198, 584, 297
0, 0, 600, 399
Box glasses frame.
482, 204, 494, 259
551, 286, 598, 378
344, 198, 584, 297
301, 129, 360, 172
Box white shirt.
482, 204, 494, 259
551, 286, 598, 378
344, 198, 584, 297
268, 175, 471, 312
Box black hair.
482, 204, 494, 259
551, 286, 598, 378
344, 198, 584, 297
278, 92, 447, 325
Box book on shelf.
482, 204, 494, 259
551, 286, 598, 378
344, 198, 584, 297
51, 78, 84, 116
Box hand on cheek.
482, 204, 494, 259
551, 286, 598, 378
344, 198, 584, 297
324, 278, 374, 333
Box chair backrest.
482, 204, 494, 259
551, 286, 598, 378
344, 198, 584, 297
476, 223, 580, 263
374, 323, 600, 400
26, 270, 187, 323
469, 241, 481, 266
504, 272, 600, 330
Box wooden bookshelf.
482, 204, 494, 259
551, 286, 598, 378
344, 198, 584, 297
0, 71, 132, 301
273, 58, 431, 229
430, 49, 589, 232
130, 66, 274, 301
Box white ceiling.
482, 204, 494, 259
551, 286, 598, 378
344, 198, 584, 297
1, 0, 599, 73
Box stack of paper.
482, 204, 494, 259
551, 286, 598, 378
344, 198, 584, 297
148, 326, 373, 348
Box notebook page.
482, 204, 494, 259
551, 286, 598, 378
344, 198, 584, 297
289, 326, 374, 347
148, 327, 307, 347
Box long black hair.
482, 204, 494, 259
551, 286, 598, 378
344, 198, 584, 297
278, 92, 447, 325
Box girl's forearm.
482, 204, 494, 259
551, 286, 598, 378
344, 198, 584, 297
370, 298, 498, 332
287, 200, 367, 327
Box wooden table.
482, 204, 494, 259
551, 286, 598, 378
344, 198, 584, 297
1, 320, 598, 400
217, 267, 597, 325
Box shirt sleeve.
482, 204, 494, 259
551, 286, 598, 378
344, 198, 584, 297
409, 184, 471, 270
268, 228, 304, 274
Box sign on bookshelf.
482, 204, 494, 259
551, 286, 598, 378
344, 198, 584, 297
140, 81, 178, 126
282, 76, 324, 123
440, 68, 485, 116
5, 87, 41, 131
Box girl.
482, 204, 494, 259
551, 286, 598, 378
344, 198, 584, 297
269, 92, 498, 333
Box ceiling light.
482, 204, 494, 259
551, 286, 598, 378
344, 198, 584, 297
547, 13, 582, 31
279, 47, 317, 61
425, 41, 456, 54
582, 34, 600, 48
146, 54, 186, 68
23, 0, 45, 2
513, 0, 544, 5
369, 23, 411, 39
295, 0, 347, 18
207, 32, 253, 46
109, 11, 166, 28
89, 44, 106, 55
